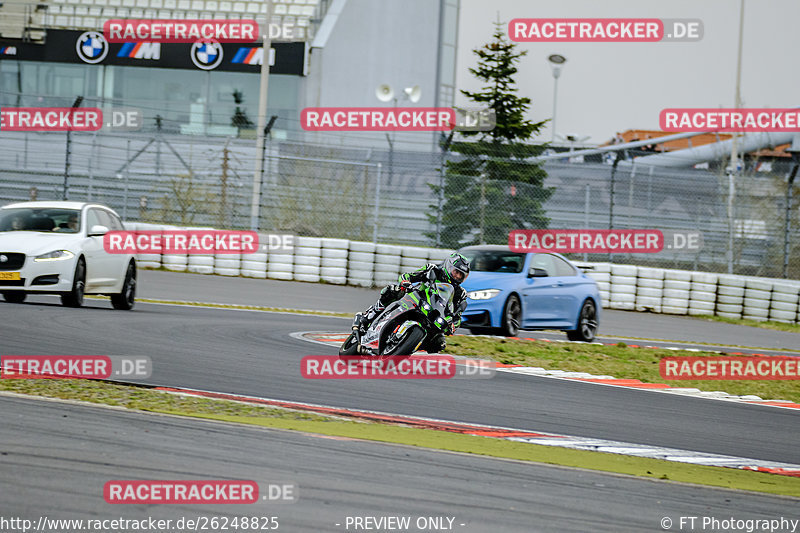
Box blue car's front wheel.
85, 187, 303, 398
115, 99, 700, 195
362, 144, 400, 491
500, 294, 522, 337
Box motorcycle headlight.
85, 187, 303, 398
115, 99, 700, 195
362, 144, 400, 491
468, 289, 500, 300
34, 250, 75, 262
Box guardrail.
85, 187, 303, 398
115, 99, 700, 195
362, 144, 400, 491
124, 222, 800, 324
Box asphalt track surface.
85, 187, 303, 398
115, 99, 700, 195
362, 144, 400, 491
139, 271, 800, 352
2, 395, 797, 532
2, 271, 799, 465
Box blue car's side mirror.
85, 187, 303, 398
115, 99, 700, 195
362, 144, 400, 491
528, 267, 548, 278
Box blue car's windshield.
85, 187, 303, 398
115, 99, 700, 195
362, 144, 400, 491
461, 250, 526, 274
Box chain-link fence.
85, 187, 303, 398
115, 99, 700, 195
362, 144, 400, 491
1, 130, 799, 278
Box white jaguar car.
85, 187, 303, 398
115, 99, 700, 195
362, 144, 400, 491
0, 201, 136, 309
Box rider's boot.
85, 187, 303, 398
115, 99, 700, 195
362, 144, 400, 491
360, 301, 384, 329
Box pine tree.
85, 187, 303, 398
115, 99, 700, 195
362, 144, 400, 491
428, 21, 553, 247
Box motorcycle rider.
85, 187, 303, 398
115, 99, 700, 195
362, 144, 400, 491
357, 252, 471, 353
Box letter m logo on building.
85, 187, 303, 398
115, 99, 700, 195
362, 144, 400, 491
118, 42, 161, 60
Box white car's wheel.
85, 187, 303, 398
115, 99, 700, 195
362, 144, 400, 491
2, 291, 26, 303
61, 257, 85, 308
111, 261, 136, 310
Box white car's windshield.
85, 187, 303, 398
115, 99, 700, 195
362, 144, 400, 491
0, 208, 82, 233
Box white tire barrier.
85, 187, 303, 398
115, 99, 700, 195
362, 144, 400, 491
716, 303, 743, 314
609, 265, 637, 310
662, 288, 690, 300
665, 269, 693, 282
743, 278, 772, 321
587, 272, 610, 284
611, 264, 638, 277
322, 248, 349, 260
637, 278, 663, 289
635, 267, 663, 312
664, 280, 691, 291
428, 248, 455, 262
268, 250, 294, 281
240, 237, 268, 279
747, 278, 773, 291
688, 300, 715, 315
770, 309, 797, 322
690, 291, 716, 303
636, 287, 662, 298
718, 285, 745, 297
214, 256, 241, 276
374, 244, 402, 286
635, 296, 661, 312
718, 274, 747, 288
599, 290, 610, 307
400, 246, 429, 271
187, 255, 214, 275
318, 239, 349, 285
347, 241, 376, 288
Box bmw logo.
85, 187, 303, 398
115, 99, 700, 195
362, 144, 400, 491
0, 255, 6, 263
190, 40, 223, 71
76, 31, 109, 64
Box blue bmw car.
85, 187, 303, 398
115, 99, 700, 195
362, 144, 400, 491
458, 245, 601, 341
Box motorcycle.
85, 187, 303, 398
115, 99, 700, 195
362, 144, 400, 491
339, 274, 457, 358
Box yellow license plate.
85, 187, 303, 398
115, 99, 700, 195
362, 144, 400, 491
0, 272, 21, 281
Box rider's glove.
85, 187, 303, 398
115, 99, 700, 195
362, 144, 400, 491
399, 281, 413, 291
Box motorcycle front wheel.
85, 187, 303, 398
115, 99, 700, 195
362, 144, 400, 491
383, 324, 426, 356
338, 332, 360, 357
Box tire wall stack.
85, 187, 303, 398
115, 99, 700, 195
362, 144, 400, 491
121, 223, 800, 323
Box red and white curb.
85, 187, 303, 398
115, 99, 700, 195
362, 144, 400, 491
154, 384, 800, 478
292, 331, 800, 411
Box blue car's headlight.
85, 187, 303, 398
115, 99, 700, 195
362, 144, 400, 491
34, 250, 75, 262
468, 289, 500, 300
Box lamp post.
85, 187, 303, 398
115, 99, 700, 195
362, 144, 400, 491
376, 84, 420, 187
250, 0, 273, 231
547, 54, 566, 144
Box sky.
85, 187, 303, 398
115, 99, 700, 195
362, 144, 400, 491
455, 0, 800, 145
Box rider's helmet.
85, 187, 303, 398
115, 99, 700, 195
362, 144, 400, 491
440, 252, 470, 285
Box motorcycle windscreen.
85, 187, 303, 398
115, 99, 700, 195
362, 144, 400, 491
434, 282, 456, 308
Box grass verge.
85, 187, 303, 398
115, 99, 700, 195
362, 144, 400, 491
693, 314, 800, 333
446, 336, 800, 404
1, 378, 799, 498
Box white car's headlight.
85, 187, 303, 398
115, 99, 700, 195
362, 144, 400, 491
468, 289, 501, 300
34, 250, 75, 262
